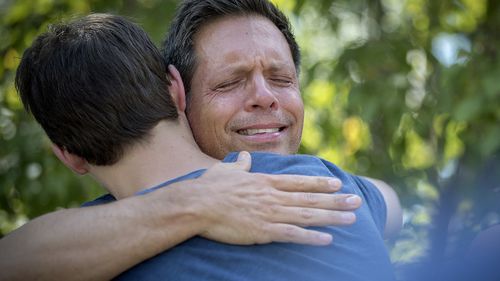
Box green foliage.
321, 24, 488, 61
1, 0, 499, 275
287, 0, 500, 267
0, 0, 179, 236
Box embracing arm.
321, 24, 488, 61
0, 152, 361, 281
0, 192, 200, 281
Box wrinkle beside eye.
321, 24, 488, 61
211, 79, 244, 93
268, 75, 294, 87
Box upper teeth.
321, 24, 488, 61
239, 128, 280, 136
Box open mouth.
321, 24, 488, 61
237, 127, 286, 136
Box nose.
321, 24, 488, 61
244, 74, 279, 111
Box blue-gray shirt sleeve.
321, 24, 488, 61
349, 174, 387, 236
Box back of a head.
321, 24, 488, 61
162, 0, 300, 101
16, 13, 178, 166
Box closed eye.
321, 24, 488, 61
270, 77, 293, 87
212, 80, 242, 92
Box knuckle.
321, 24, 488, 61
257, 174, 278, 186
256, 227, 272, 243
314, 177, 324, 186
283, 225, 297, 240
302, 193, 319, 205
296, 176, 307, 187
264, 174, 280, 186
299, 208, 314, 220
262, 187, 278, 202
265, 204, 279, 217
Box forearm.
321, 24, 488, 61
0, 188, 202, 281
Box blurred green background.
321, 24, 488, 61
1, 0, 499, 276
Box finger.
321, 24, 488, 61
266, 224, 333, 246
208, 151, 252, 172
261, 174, 342, 193
277, 192, 362, 211
268, 206, 356, 226
235, 151, 252, 171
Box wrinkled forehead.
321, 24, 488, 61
193, 15, 295, 73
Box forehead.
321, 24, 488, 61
193, 15, 294, 72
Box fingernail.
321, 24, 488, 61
317, 233, 332, 244
345, 195, 360, 205
328, 179, 341, 189
342, 212, 355, 222
237, 151, 249, 161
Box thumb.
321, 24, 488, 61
231, 151, 251, 171
209, 151, 252, 172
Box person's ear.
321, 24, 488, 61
167, 64, 186, 112
51, 144, 89, 175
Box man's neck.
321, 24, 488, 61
89, 119, 218, 199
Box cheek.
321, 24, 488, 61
283, 91, 304, 121
283, 92, 304, 146
209, 93, 242, 119
187, 100, 209, 138
294, 97, 305, 118
189, 97, 234, 138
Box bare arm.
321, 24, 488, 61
364, 177, 403, 239
0, 193, 199, 281
0, 152, 361, 281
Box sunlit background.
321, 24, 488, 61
1, 0, 499, 278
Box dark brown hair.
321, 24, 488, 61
16, 14, 178, 165
162, 0, 300, 103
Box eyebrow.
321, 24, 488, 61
216, 60, 295, 76
266, 62, 295, 74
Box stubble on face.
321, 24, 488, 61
187, 15, 304, 160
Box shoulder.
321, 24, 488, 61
244, 152, 329, 176
361, 177, 402, 239
81, 193, 116, 207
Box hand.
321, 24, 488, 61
187, 152, 362, 246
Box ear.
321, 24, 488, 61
167, 64, 186, 112
51, 144, 89, 175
